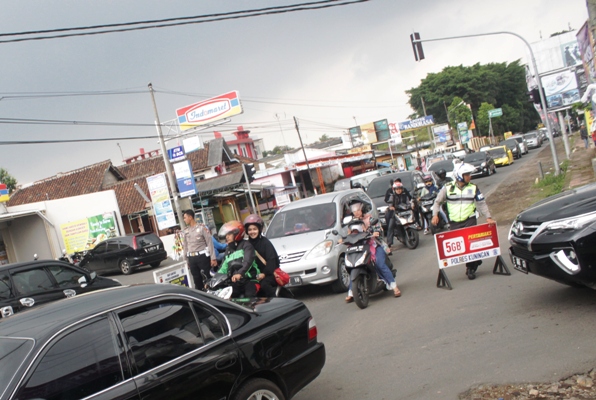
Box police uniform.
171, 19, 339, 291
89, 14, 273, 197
182, 222, 216, 289
432, 181, 492, 276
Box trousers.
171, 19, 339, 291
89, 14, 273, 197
450, 217, 481, 271
188, 254, 211, 289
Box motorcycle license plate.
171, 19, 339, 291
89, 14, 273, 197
422, 201, 434, 206
511, 255, 528, 274
398, 211, 411, 217
288, 276, 302, 286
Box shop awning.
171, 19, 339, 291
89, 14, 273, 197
0, 210, 53, 226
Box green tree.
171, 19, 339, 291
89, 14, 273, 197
270, 145, 293, 155
319, 134, 330, 142
0, 168, 18, 193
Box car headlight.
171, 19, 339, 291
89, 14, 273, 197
545, 211, 596, 231
481, 162, 486, 167
305, 240, 334, 260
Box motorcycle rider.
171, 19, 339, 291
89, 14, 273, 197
217, 220, 261, 298
384, 178, 412, 249
243, 214, 280, 297
435, 168, 453, 189
344, 199, 401, 302
431, 163, 495, 280
387, 181, 417, 245
417, 175, 449, 234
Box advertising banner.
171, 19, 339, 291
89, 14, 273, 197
374, 119, 390, 141
398, 115, 434, 133
434, 223, 501, 269
388, 122, 402, 145
147, 173, 177, 230
173, 160, 197, 198
349, 119, 393, 145
0, 183, 9, 203
60, 212, 119, 253
167, 146, 185, 162
542, 70, 580, 108
176, 90, 243, 131
153, 263, 191, 287
576, 21, 596, 85
432, 124, 451, 143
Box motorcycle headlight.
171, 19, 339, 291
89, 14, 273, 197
355, 252, 367, 266
545, 211, 596, 231
305, 240, 334, 260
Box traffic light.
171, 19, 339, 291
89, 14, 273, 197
530, 87, 547, 105
410, 32, 425, 61
243, 163, 256, 183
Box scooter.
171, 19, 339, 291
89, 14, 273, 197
204, 269, 294, 300
392, 202, 420, 249
419, 193, 448, 235
341, 218, 396, 310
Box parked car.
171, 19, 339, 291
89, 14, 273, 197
462, 151, 497, 176
427, 159, 458, 181
499, 138, 522, 159
79, 232, 168, 275
0, 259, 120, 319
487, 145, 514, 166
333, 167, 392, 191
510, 134, 529, 154
538, 127, 549, 141
0, 284, 325, 400
508, 182, 596, 289
265, 189, 376, 292
365, 170, 426, 230
523, 130, 542, 149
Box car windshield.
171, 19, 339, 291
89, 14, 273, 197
367, 173, 415, 198
524, 132, 537, 139
464, 152, 487, 162
266, 202, 337, 238
500, 140, 515, 149
0, 338, 34, 393
488, 147, 506, 157
511, 136, 524, 143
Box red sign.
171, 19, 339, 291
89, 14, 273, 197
434, 223, 501, 269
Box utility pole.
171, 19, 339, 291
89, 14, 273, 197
421, 96, 435, 150
294, 116, 316, 196
148, 83, 186, 228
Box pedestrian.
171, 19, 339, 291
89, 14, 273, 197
244, 214, 280, 297
592, 130, 596, 148
431, 163, 495, 280
181, 209, 217, 289
580, 124, 589, 149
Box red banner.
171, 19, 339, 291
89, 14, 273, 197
434, 223, 501, 269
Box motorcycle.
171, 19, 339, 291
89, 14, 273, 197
71, 250, 87, 265
203, 269, 294, 300
419, 193, 448, 235
341, 218, 396, 309
392, 202, 420, 249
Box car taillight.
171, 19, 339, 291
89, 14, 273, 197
132, 236, 138, 250
308, 317, 318, 342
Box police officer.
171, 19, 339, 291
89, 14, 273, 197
182, 209, 217, 289
431, 163, 495, 280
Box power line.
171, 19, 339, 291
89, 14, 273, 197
0, 0, 369, 44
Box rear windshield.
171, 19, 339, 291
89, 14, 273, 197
266, 202, 337, 239
488, 147, 506, 157
511, 136, 524, 143
524, 132, 537, 139
428, 161, 455, 172
464, 152, 487, 162
0, 338, 34, 395
367, 173, 415, 198
136, 233, 161, 247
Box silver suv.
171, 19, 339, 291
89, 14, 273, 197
265, 189, 377, 292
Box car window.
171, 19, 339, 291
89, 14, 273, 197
92, 241, 108, 254
47, 265, 85, 288
105, 240, 120, 253
366, 177, 394, 198
136, 233, 161, 247
464, 152, 487, 162
0, 272, 13, 300
12, 268, 55, 295
266, 202, 337, 239
191, 303, 227, 344
16, 317, 124, 400
488, 147, 506, 157
119, 300, 205, 374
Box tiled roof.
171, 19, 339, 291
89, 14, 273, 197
7, 160, 114, 206
106, 176, 151, 216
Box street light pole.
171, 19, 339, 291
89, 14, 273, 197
412, 31, 560, 175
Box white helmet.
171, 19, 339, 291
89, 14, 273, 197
454, 163, 475, 182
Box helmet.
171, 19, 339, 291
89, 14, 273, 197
454, 163, 476, 182
423, 175, 433, 183
393, 181, 404, 189
348, 198, 369, 214
436, 169, 447, 179
218, 221, 245, 242
348, 220, 365, 234
243, 214, 264, 232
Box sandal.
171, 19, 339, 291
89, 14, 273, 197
393, 288, 401, 297
345, 296, 354, 303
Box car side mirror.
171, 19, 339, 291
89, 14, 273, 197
78, 276, 88, 288
331, 230, 339, 236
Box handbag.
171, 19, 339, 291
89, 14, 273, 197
255, 251, 290, 286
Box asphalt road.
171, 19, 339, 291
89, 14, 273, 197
113, 144, 596, 399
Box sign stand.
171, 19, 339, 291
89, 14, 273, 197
492, 256, 511, 275
436, 269, 453, 290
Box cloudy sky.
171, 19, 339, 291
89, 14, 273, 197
0, 0, 588, 184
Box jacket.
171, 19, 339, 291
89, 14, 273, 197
432, 181, 491, 223
248, 235, 279, 277
218, 240, 260, 280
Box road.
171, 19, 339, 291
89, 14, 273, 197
112, 144, 596, 399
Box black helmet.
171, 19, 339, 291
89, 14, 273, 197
437, 169, 447, 179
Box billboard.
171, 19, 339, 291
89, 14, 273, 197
398, 115, 434, 133
176, 91, 243, 131
576, 21, 595, 85
530, 31, 582, 73
348, 119, 390, 144
60, 212, 119, 254
432, 124, 451, 143
147, 173, 177, 230
542, 70, 580, 108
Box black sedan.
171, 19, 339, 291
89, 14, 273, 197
463, 151, 497, 177
509, 183, 596, 288
0, 284, 325, 400
0, 259, 120, 319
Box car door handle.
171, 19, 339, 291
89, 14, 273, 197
215, 354, 237, 370
63, 289, 77, 298
20, 298, 35, 307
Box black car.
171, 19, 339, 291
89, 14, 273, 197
509, 183, 596, 288
366, 170, 426, 229
499, 138, 522, 159
462, 151, 497, 177
0, 284, 326, 400
0, 259, 120, 318
80, 232, 168, 275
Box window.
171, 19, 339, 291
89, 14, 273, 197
47, 265, 84, 288
105, 240, 120, 253
12, 269, 54, 295
0, 272, 13, 300
119, 300, 204, 374
192, 304, 226, 343
92, 242, 108, 255
16, 318, 123, 400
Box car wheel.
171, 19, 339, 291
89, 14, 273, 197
331, 257, 350, 293
232, 378, 285, 400
119, 260, 132, 275
150, 261, 161, 268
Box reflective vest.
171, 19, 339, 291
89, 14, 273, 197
445, 182, 478, 222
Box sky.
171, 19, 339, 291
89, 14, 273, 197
0, 0, 589, 185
